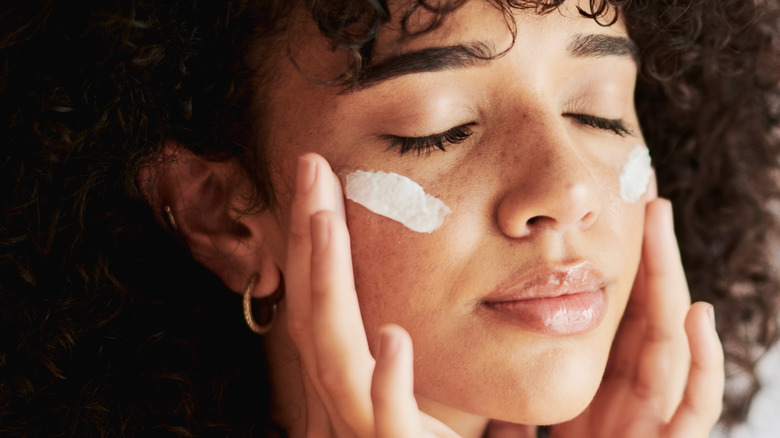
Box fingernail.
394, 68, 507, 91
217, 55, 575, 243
332, 174, 346, 220
707, 304, 716, 329
660, 199, 677, 240
311, 213, 330, 253
296, 156, 316, 195
379, 328, 399, 361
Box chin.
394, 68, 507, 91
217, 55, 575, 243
499, 365, 602, 425
516, 368, 602, 425
522, 338, 613, 425
441, 336, 611, 426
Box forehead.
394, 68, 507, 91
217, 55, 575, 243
284, 0, 630, 80
359, 1, 632, 90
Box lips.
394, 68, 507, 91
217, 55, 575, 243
481, 263, 608, 335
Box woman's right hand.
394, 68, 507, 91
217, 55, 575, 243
284, 153, 486, 437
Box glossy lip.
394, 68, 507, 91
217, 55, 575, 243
481, 262, 609, 335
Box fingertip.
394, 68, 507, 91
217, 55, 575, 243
645, 197, 673, 230
372, 325, 419, 438
689, 301, 724, 395
290, 154, 334, 240
296, 154, 317, 195
299, 153, 335, 177
295, 153, 337, 200
333, 173, 346, 220
378, 325, 401, 361
297, 152, 329, 168
643, 197, 684, 280
374, 324, 414, 391
686, 302, 717, 334
704, 302, 716, 330
670, 302, 724, 435
377, 324, 412, 362
688, 302, 723, 362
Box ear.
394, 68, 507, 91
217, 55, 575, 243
136, 141, 281, 298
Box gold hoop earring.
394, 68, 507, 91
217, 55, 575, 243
243, 273, 277, 335
163, 205, 178, 231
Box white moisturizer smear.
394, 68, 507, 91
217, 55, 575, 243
619, 144, 652, 203
345, 170, 451, 233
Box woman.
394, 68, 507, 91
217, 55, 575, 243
1, 0, 778, 436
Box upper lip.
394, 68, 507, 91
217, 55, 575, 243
481, 262, 608, 303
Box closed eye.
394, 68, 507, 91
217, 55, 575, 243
563, 113, 632, 137
382, 122, 477, 156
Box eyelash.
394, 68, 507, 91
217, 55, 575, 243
383, 122, 477, 156
563, 113, 632, 137
384, 114, 630, 156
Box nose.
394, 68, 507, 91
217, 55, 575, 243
496, 143, 602, 238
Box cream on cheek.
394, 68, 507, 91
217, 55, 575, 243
619, 144, 652, 203
344, 170, 451, 233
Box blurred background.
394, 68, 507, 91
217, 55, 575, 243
713, 337, 780, 437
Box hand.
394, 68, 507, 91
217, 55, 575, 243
284, 153, 468, 437
549, 198, 725, 438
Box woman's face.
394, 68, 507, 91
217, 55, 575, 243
261, 0, 646, 425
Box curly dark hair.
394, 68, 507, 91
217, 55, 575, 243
1, 0, 779, 435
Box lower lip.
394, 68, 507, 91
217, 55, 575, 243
484, 291, 607, 335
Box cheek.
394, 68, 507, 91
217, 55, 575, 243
346, 203, 446, 346
619, 145, 652, 203
341, 167, 469, 349
592, 146, 649, 284
333, 149, 648, 424
344, 170, 452, 234
603, 194, 646, 323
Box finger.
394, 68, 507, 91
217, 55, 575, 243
285, 155, 351, 435
301, 372, 337, 437
603, 195, 659, 381
642, 199, 691, 338
310, 210, 375, 435
286, 154, 338, 349
332, 172, 346, 220
372, 325, 422, 438
311, 211, 371, 368
604, 246, 647, 379
666, 302, 724, 437
635, 199, 690, 412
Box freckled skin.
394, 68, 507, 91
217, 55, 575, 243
263, 0, 645, 427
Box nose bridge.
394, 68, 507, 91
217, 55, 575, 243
496, 117, 602, 238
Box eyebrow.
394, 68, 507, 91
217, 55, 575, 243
343, 41, 495, 93
567, 34, 639, 61
344, 33, 638, 92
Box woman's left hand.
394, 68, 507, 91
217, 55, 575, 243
548, 198, 725, 438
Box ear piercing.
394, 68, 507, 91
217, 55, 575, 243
162, 205, 277, 334
243, 273, 277, 335
163, 205, 178, 231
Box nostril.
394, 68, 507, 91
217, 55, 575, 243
526, 216, 543, 226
